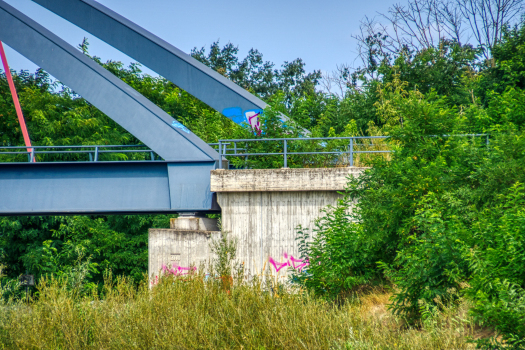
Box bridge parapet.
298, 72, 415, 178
210, 167, 365, 192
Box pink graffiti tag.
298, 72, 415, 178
161, 264, 196, 276
150, 275, 160, 286
268, 252, 309, 272
246, 112, 261, 135
289, 255, 309, 270
151, 264, 197, 286
268, 257, 289, 272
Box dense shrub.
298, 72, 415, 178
467, 183, 525, 349
0, 272, 475, 349
297, 72, 525, 348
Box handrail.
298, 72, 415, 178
0, 144, 157, 162
0, 134, 490, 165
215, 134, 490, 169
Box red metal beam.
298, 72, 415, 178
0, 41, 33, 154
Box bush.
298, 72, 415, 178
0, 273, 475, 349
467, 183, 525, 348
296, 76, 525, 338
294, 194, 385, 299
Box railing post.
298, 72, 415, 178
223, 143, 229, 169
349, 138, 354, 167
218, 141, 223, 169
94, 146, 99, 162
30, 147, 35, 163
245, 141, 248, 168
150, 151, 155, 161
283, 139, 288, 168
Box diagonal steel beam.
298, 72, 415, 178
0, 1, 219, 162
30, 0, 268, 126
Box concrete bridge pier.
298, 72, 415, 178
148, 167, 365, 281
210, 167, 365, 278
148, 214, 220, 282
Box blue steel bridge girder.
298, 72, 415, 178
31, 0, 269, 126
0, 161, 219, 215
0, 1, 219, 162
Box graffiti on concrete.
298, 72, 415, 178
162, 263, 196, 276
150, 275, 159, 286
244, 109, 262, 134
151, 264, 198, 286
222, 107, 262, 135
268, 252, 308, 272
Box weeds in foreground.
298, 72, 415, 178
0, 273, 478, 350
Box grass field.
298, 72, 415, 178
0, 273, 485, 350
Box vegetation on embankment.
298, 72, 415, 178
1, 0, 525, 347
292, 24, 525, 348
0, 272, 478, 350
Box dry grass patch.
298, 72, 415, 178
0, 275, 481, 349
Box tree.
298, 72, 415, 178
191, 41, 322, 105
353, 0, 524, 68
476, 23, 525, 104
457, 0, 525, 58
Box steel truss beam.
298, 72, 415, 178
0, 1, 219, 162
30, 0, 268, 125
0, 161, 219, 215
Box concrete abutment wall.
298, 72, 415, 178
148, 167, 366, 280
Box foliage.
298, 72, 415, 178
466, 183, 525, 348
0, 274, 475, 349
0, 215, 171, 288
297, 55, 525, 345
476, 24, 525, 105
382, 195, 471, 321
191, 40, 322, 104
378, 41, 480, 107
294, 194, 385, 299
209, 232, 238, 280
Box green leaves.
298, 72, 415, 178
0, 214, 172, 292
295, 45, 525, 341
191, 41, 321, 104
463, 183, 525, 348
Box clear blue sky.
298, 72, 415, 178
3, 0, 395, 78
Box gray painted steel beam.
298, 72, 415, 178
30, 0, 268, 125
0, 1, 219, 162
0, 161, 218, 215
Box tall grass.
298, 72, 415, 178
0, 273, 477, 350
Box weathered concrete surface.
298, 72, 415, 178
148, 217, 220, 280
217, 191, 342, 275
149, 168, 366, 280
170, 217, 219, 231
211, 167, 367, 192
213, 167, 366, 277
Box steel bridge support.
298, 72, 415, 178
31, 0, 268, 125
0, 1, 218, 162
0, 161, 219, 215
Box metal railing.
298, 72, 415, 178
0, 134, 489, 166
215, 136, 391, 169
214, 134, 490, 169
0, 145, 157, 162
